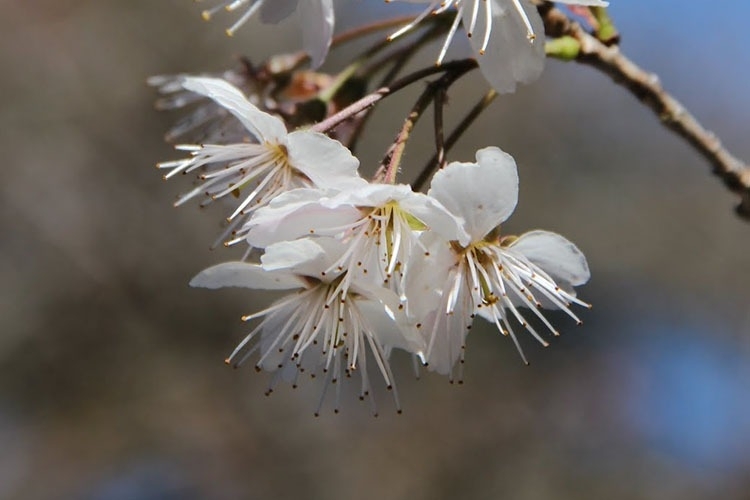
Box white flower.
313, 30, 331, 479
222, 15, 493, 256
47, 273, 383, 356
191, 237, 425, 415
409, 146, 590, 376
157, 77, 362, 247
244, 182, 467, 295
388, 0, 609, 93
195, 0, 334, 67
148, 69, 258, 144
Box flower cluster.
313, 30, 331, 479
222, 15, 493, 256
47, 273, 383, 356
194, 0, 607, 94
158, 77, 590, 414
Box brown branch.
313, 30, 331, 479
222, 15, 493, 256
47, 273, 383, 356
433, 85, 447, 171
375, 63, 477, 184
542, 6, 750, 220
311, 59, 477, 134
347, 24, 447, 152
330, 15, 422, 48
413, 88, 497, 191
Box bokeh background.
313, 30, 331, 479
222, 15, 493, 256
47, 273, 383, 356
2, 1, 749, 499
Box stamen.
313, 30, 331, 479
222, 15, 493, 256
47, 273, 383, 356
466, 0, 480, 37
314, 369, 333, 417
436, 8, 463, 65
510, 0, 536, 42
226, 0, 264, 37
225, 0, 251, 11
366, 332, 392, 388
494, 313, 529, 365
479, 0, 493, 54
387, 1, 442, 41
201, 4, 226, 21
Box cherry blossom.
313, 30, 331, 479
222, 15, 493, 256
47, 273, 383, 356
388, 0, 609, 93
408, 147, 590, 375
191, 237, 425, 414
157, 77, 362, 247
195, 0, 334, 67
244, 182, 466, 294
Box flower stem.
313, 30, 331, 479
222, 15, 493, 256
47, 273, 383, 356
375, 63, 478, 184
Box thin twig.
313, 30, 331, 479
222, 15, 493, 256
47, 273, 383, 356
375, 83, 437, 184
542, 6, 750, 220
344, 45, 418, 152
414, 89, 498, 191
282, 15, 439, 72
433, 86, 447, 170
375, 64, 478, 184
311, 59, 478, 134
331, 15, 422, 48
347, 24, 447, 152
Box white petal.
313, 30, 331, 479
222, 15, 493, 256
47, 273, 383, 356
403, 232, 457, 318
401, 232, 472, 375
181, 77, 288, 143
322, 183, 468, 242
325, 183, 411, 208
354, 283, 426, 354
298, 0, 334, 68
429, 146, 519, 244
259, 0, 299, 23
421, 292, 473, 376
261, 237, 346, 278
189, 261, 304, 290
509, 230, 590, 286
261, 238, 325, 272
398, 192, 470, 243
246, 189, 362, 248
286, 130, 364, 189
464, 0, 545, 94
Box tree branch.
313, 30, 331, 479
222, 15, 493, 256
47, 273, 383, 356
542, 6, 750, 220
311, 59, 477, 134
375, 63, 477, 184
413, 89, 497, 191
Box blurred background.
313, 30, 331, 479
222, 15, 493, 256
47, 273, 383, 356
2, 1, 749, 499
